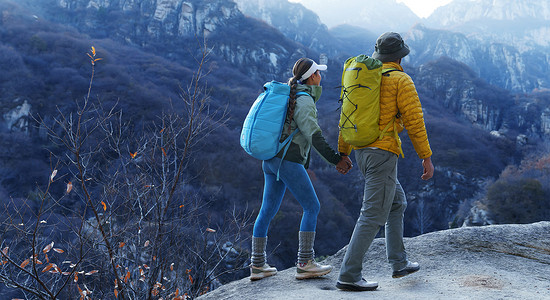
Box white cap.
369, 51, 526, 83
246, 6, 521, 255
300, 61, 327, 81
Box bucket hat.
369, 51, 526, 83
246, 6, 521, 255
372, 32, 410, 62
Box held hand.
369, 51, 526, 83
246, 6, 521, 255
336, 156, 353, 175
421, 156, 434, 180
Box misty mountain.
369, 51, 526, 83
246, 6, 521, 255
233, 0, 380, 59
233, 0, 341, 57
295, 0, 420, 33
405, 22, 549, 93
427, 0, 550, 50
424, 0, 550, 58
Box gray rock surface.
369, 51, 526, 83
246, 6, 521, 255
199, 222, 550, 300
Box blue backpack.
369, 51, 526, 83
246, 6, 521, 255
240, 81, 307, 167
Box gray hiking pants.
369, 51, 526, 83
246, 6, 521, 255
338, 148, 408, 282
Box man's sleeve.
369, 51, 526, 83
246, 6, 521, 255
397, 75, 432, 159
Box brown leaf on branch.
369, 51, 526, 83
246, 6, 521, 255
66, 181, 73, 194
53, 248, 64, 253
43, 242, 54, 253
42, 263, 54, 273
50, 169, 58, 182
85, 270, 99, 276
101, 201, 107, 211
20, 259, 30, 268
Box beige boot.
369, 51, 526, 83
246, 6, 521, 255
250, 236, 277, 281
295, 231, 333, 279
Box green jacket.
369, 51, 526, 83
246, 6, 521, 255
276, 84, 341, 167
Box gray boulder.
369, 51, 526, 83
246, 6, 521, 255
199, 222, 550, 299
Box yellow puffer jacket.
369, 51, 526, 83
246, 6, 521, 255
338, 62, 432, 159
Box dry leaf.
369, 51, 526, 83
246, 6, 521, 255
53, 248, 64, 253
101, 201, 107, 211
143, 264, 150, 270
74, 273, 78, 282
43, 241, 54, 253
114, 289, 119, 298
2, 247, 8, 255
42, 263, 54, 273
66, 181, 73, 194
161, 147, 167, 157
170, 263, 174, 271
91, 46, 96, 56
124, 271, 130, 283
20, 259, 30, 268
119, 242, 125, 248
144, 240, 150, 247
188, 274, 194, 284
130, 151, 137, 158
206, 228, 216, 233
85, 270, 98, 276
50, 169, 58, 182
179, 204, 184, 208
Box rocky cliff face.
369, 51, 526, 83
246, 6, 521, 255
412, 0, 550, 93
39, 0, 309, 80
406, 24, 547, 93
414, 57, 550, 141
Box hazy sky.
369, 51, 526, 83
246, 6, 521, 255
289, 0, 454, 18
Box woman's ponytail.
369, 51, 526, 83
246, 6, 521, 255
285, 58, 313, 133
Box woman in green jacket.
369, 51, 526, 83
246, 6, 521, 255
250, 58, 352, 280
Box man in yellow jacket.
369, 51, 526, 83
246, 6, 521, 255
336, 32, 435, 291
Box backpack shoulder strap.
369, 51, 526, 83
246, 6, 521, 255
382, 68, 402, 75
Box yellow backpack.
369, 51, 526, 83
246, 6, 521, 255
338, 55, 403, 156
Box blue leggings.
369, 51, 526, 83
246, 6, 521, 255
252, 157, 320, 237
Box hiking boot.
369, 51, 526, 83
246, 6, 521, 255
295, 260, 333, 279
250, 264, 277, 281
392, 261, 420, 278
336, 278, 378, 291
